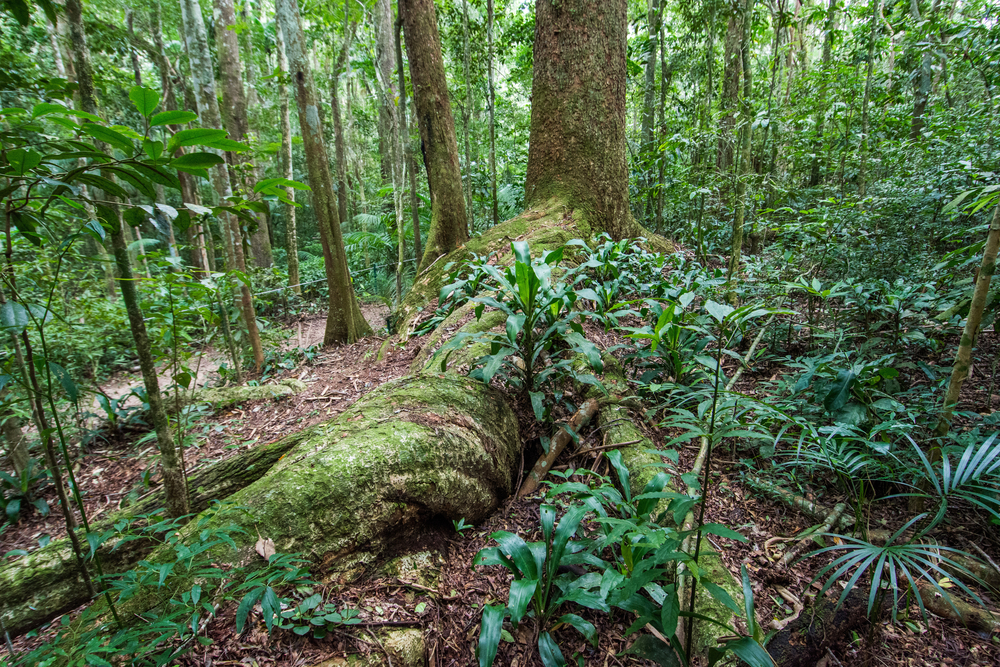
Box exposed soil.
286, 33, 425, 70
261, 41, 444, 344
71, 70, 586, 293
3, 304, 999, 667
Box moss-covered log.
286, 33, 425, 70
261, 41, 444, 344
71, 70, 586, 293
0, 432, 306, 637
170, 374, 519, 572
169, 377, 307, 414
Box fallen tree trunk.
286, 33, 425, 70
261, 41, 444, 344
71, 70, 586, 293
0, 433, 307, 637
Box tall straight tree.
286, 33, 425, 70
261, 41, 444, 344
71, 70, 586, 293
400, 0, 468, 269
859, 0, 880, 199
275, 22, 300, 295
809, 0, 838, 187
180, 0, 265, 370
395, 0, 422, 260
640, 0, 661, 220
525, 0, 643, 240
275, 0, 371, 344
330, 6, 356, 229
717, 4, 742, 173
486, 0, 498, 227
64, 0, 189, 518
909, 0, 937, 139
729, 0, 756, 280
212, 0, 272, 268
460, 0, 475, 230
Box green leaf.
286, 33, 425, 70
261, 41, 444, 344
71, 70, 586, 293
47, 361, 78, 404
143, 139, 164, 160
191, 584, 202, 606
722, 637, 774, 667
741, 564, 755, 637
621, 634, 681, 667
701, 581, 742, 616
529, 391, 545, 422
4, 0, 30, 26
236, 588, 264, 634
171, 152, 224, 170
823, 369, 857, 412
507, 578, 538, 626
512, 240, 531, 266
75, 173, 130, 199
79, 124, 134, 153
557, 613, 597, 647
661, 590, 680, 637
537, 632, 567, 667
705, 300, 734, 324
0, 301, 29, 335
261, 586, 280, 632
7, 148, 41, 175
150, 110, 199, 127
478, 604, 505, 667
492, 531, 539, 579
84, 219, 106, 242
700, 524, 748, 542
128, 86, 160, 117
104, 166, 156, 199
167, 128, 227, 154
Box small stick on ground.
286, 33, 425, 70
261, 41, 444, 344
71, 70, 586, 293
518, 398, 600, 497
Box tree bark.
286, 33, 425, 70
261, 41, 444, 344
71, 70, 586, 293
859, 0, 879, 199
933, 202, 1000, 439
640, 0, 660, 221
212, 0, 272, 269
909, 0, 937, 140
461, 0, 475, 233
330, 6, 355, 230
401, 0, 468, 269
395, 0, 422, 260
525, 0, 640, 240
718, 7, 742, 174
486, 0, 498, 228
126, 9, 142, 85
275, 22, 300, 295
180, 0, 265, 370
809, 0, 838, 187
275, 0, 371, 344
729, 0, 755, 281
0, 390, 27, 476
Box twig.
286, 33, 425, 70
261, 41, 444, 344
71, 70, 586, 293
779, 503, 846, 568
767, 586, 804, 631
725, 313, 776, 391
366, 628, 393, 667
518, 398, 600, 497
577, 439, 641, 455
825, 648, 845, 667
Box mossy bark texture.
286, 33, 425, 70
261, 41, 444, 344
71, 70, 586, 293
181, 374, 519, 570
525, 0, 639, 241
401, 0, 469, 270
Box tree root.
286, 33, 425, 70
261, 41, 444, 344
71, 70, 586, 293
518, 397, 599, 497
916, 581, 1000, 633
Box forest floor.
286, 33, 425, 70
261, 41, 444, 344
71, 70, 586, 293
3, 307, 999, 667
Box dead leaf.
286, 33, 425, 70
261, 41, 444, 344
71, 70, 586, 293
255, 536, 276, 562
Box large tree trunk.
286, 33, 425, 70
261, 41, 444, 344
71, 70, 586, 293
180, 0, 265, 371
276, 22, 301, 295
275, 0, 371, 344
212, 0, 272, 269
401, 0, 468, 270
524, 0, 640, 241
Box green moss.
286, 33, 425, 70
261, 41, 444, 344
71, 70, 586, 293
183, 378, 307, 413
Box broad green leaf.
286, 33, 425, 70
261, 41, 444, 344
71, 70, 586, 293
129, 86, 160, 117
705, 300, 734, 324
701, 581, 742, 616
47, 361, 78, 404
171, 152, 224, 170
75, 173, 129, 199
150, 110, 198, 127
105, 166, 156, 199
0, 301, 29, 335
7, 148, 41, 175
512, 240, 531, 266
823, 369, 857, 412
236, 588, 264, 634
723, 637, 774, 667
621, 634, 681, 667
537, 632, 567, 667
477, 604, 504, 667
167, 128, 227, 154
143, 139, 164, 160
529, 390, 545, 422
492, 531, 538, 579
507, 578, 538, 626
557, 613, 597, 647
5, 0, 30, 27
505, 312, 525, 345
80, 124, 134, 153
661, 589, 680, 637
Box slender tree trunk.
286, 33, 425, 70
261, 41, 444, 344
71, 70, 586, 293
909, 0, 937, 140
526, 0, 640, 240
486, 0, 498, 228
180, 0, 265, 371
240, 3, 260, 107
401, 0, 468, 269
396, 0, 422, 259
212, 0, 272, 269
729, 0, 755, 282
275, 0, 371, 344
276, 23, 300, 295
1, 391, 27, 476
810, 0, 838, 187
761, 0, 786, 190
64, 0, 190, 519
640, 0, 660, 220
126, 9, 142, 85
718, 7, 742, 174
933, 203, 1000, 439
859, 0, 879, 199
375, 0, 406, 305
46, 13, 67, 78
655, 22, 668, 232
331, 6, 355, 229
461, 0, 475, 233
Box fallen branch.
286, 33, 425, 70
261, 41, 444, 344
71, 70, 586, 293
767, 586, 805, 631
778, 503, 846, 568
518, 398, 600, 497
577, 439, 641, 455
725, 314, 776, 392
916, 581, 1000, 633
744, 474, 855, 531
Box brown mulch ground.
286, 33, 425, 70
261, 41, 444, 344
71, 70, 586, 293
3, 305, 1000, 666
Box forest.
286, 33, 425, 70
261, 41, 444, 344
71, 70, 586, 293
1, 0, 999, 665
